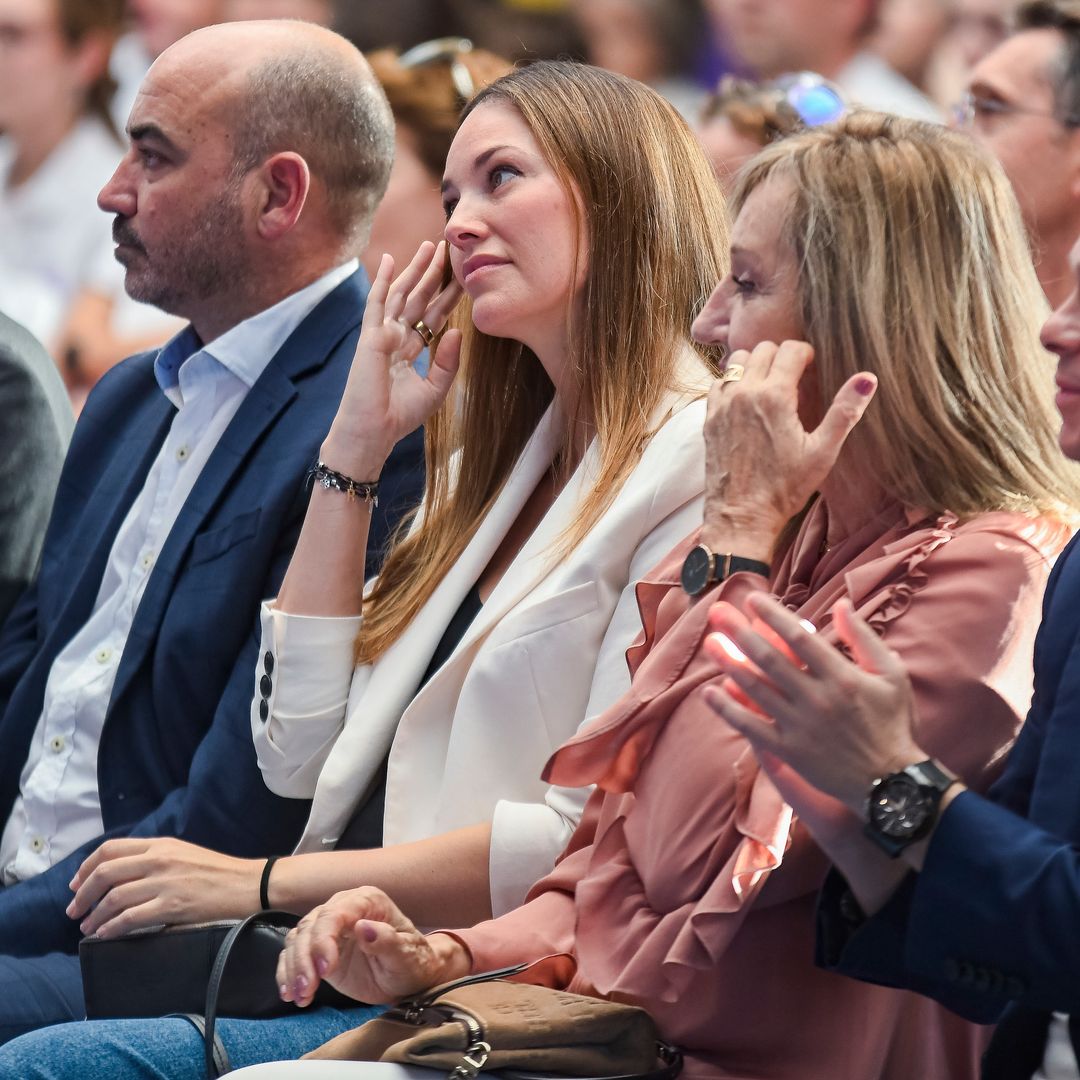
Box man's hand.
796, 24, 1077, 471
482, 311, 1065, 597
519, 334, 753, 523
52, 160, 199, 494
702, 593, 925, 813
67, 837, 262, 938
276, 886, 470, 1007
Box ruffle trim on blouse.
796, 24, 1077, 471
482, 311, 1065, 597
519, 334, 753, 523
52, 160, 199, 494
572, 744, 797, 1006
842, 512, 959, 637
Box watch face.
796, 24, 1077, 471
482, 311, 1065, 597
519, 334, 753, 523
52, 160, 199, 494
867, 775, 933, 840
681, 545, 713, 596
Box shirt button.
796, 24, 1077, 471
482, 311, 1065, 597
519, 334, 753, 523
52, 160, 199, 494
30, 837, 45, 854
141, 552, 155, 571
49, 735, 65, 754
176, 445, 190, 461
95, 647, 113, 665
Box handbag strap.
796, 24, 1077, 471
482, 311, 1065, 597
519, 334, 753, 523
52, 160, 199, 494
202, 910, 299, 1079
168, 1013, 232, 1079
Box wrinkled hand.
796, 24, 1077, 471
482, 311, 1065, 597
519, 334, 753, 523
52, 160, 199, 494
702, 340, 876, 552
67, 837, 262, 938
277, 886, 469, 1008
702, 593, 924, 813
322, 240, 464, 477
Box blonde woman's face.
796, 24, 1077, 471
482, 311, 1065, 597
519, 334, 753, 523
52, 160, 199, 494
692, 174, 803, 353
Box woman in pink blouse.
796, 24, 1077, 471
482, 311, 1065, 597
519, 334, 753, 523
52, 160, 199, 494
237, 115, 1080, 1079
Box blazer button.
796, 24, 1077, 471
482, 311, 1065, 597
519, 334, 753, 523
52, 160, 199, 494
259, 699, 269, 722
263, 652, 274, 676
260, 674, 272, 698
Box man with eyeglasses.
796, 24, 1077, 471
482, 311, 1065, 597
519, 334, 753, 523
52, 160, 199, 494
955, 0, 1080, 307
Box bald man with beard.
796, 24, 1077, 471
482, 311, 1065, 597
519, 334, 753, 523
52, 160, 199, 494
0, 19, 423, 1044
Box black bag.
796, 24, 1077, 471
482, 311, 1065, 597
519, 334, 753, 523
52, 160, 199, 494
80, 910, 356, 1077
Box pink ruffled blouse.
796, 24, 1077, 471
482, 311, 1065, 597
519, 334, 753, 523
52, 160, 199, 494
451, 502, 1069, 1079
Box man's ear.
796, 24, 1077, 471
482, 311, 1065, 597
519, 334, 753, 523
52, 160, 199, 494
253, 152, 311, 241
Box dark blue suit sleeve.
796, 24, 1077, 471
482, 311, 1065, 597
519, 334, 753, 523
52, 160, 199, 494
818, 539, 1080, 1023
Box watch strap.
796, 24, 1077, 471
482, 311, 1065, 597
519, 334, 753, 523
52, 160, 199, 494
713, 553, 771, 582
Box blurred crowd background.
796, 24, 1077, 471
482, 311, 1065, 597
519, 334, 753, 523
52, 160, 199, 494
0, 0, 1019, 409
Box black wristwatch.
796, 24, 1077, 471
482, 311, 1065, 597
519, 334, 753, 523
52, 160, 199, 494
863, 759, 958, 858
680, 544, 770, 597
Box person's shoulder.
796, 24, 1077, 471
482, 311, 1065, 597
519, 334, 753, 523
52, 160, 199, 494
0, 312, 73, 438
949, 510, 1069, 562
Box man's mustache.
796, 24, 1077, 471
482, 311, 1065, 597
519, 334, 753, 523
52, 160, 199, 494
112, 218, 147, 254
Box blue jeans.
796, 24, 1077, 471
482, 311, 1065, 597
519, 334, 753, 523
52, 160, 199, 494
0, 1005, 385, 1079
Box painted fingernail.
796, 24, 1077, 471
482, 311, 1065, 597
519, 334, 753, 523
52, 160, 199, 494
855, 377, 875, 395
361, 921, 377, 943
279, 984, 290, 1000
294, 975, 308, 996
316, 957, 329, 977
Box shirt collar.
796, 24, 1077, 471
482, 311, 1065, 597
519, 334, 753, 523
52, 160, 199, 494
153, 259, 359, 405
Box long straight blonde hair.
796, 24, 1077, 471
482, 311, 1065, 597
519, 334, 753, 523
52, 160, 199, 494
356, 61, 728, 664
734, 112, 1080, 522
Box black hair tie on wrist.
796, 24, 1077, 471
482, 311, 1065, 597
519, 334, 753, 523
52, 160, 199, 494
259, 855, 280, 912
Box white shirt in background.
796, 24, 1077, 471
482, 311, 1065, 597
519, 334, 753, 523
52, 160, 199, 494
835, 50, 943, 123
0, 259, 358, 885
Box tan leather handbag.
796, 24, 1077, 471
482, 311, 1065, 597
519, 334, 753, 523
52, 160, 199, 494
304, 966, 682, 1080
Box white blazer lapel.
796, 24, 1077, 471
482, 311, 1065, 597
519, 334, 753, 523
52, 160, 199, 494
300, 403, 563, 847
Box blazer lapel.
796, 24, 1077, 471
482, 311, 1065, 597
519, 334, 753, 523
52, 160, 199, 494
108, 272, 368, 711
304, 403, 564, 841
51, 372, 173, 646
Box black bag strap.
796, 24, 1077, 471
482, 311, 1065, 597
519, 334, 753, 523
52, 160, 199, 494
168, 1012, 232, 1078
201, 910, 299, 1079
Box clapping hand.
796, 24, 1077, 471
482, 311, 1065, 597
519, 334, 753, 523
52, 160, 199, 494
703, 594, 923, 814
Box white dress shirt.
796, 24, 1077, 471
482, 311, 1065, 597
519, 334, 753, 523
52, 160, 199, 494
0, 260, 357, 885
1036, 1015, 1080, 1080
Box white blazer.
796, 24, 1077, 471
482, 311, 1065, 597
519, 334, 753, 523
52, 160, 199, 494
253, 372, 709, 915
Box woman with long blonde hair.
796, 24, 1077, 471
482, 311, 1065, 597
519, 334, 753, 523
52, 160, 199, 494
10, 61, 728, 1075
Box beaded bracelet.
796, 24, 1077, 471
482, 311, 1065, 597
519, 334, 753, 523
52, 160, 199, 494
307, 461, 380, 508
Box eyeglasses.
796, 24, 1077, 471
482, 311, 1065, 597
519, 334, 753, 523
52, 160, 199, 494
952, 91, 1080, 129
398, 37, 477, 103
772, 73, 848, 128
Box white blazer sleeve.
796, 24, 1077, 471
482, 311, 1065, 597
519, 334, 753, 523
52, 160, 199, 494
486, 490, 705, 916
250, 601, 368, 797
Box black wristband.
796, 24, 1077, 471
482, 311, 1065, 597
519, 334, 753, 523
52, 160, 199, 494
259, 855, 280, 912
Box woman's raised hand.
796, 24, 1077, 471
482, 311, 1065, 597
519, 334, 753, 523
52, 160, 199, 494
322, 240, 464, 479
276, 886, 470, 1008
701, 340, 877, 555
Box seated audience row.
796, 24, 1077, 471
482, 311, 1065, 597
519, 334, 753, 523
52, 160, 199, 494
1, 43, 1079, 1080
3, 9, 1080, 1080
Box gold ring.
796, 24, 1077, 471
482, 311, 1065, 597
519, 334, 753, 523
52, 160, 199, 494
718, 362, 745, 385
412, 319, 435, 347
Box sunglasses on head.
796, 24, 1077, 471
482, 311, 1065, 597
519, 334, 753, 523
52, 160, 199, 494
398, 37, 477, 103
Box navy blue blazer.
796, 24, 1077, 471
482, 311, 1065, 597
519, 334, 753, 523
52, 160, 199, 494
0, 270, 424, 957
817, 531, 1080, 1071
